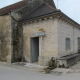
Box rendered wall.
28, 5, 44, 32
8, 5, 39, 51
57, 19, 80, 57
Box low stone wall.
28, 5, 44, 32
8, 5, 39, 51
57, 53, 80, 68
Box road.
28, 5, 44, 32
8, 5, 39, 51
0, 64, 80, 80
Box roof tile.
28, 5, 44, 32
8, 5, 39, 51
0, 0, 28, 15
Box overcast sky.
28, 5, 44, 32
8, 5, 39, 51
0, 0, 80, 24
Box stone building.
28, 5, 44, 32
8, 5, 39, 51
0, 0, 80, 67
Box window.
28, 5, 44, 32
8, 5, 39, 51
65, 38, 70, 50
78, 37, 80, 49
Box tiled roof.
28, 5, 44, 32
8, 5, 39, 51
0, 0, 28, 15
20, 3, 57, 21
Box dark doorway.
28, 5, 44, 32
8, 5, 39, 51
31, 37, 39, 62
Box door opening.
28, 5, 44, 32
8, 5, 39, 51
31, 37, 39, 62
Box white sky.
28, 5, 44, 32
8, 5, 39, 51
54, 0, 80, 24
0, 0, 80, 24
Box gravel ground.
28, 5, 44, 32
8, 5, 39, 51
70, 61, 80, 69
1, 61, 80, 76
11, 61, 80, 75
1, 64, 80, 80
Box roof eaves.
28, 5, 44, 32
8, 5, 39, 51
60, 12, 80, 27
0, 12, 10, 16
19, 11, 60, 23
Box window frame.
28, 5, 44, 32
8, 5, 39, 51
78, 37, 80, 48
65, 38, 71, 50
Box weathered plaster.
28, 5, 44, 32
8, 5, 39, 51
0, 15, 12, 63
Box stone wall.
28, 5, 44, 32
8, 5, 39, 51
11, 12, 23, 63
57, 19, 80, 57
0, 15, 12, 63
23, 18, 59, 65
